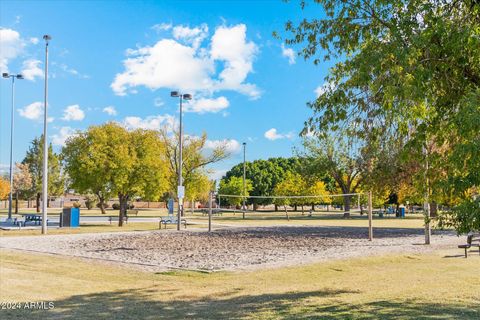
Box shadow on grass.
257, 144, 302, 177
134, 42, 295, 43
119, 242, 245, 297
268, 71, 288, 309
3, 287, 478, 320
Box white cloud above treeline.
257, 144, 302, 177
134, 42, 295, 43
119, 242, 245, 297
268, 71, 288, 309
264, 128, 294, 141
62, 105, 85, 121
111, 23, 260, 114
103, 106, 117, 116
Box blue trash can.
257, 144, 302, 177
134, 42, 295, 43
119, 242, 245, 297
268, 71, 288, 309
399, 207, 405, 218
60, 207, 80, 228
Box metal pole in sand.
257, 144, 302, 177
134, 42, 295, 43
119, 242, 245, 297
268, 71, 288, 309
368, 191, 373, 241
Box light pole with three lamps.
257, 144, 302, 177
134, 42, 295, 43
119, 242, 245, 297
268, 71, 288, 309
2, 72, 24, 222
170, 91, 192, 231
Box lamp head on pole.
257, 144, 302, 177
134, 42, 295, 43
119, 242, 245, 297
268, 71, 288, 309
243, 142, 246, 146
2, 73, 9, 78
182, 93, 192, 100
16, 74, 24, 80
43, 34, 52, 44
170, 91, 180, 97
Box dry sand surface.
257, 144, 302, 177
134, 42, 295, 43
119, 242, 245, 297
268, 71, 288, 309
0, 226, 463, 271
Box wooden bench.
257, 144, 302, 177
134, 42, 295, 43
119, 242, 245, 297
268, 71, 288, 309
458, 233, 480, 258
159, 216, 187, 229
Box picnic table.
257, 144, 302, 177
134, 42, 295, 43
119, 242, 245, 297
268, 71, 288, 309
17, 214, 43, 226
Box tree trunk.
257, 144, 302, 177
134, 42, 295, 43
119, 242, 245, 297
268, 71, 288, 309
395, 202, 400, 217
294, 204, 297, 211
284, 205, 290, 221
275, 204, 278, 212
36, 193, 41, 213
97, 193, 106, 214
430, 202, 437, 218
343, 195, 351, 218
311, 204, 315, 211
118, 194, 129, 227
301, 205, 304, 215
47, 197, 50, 208
15, 191, 19, 214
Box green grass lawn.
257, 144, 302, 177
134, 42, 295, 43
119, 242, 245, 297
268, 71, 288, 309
0, 222, 177, 237
0, 248, 478, 319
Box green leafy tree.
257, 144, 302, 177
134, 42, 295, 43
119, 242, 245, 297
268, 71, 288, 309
160, 130, 230, 209
279, 0, 480, 230
301, 133, 369, 218
224, 157, 301, 208
218, 176, 253, 207
273, 172, 305, 220
62, 127, 114, 214
22, 136, 65, 212
62, 123, 171, 226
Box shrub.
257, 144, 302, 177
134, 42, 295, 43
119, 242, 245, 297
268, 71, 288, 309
72, 202, 81, 208
112, 203, 120, 210
85, 199, 95, 210
128, 203, 135, 209
96, 202, 109, 209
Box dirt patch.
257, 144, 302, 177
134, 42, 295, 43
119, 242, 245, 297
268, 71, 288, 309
0, 226, 462, 271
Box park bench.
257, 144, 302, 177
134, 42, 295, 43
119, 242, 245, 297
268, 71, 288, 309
21, 214, 44, 226
127, 209, 139, 216
159, 215, 187, 229
458, 233, 480, 258
108, 215, 128, 224
201, 208, 223, 216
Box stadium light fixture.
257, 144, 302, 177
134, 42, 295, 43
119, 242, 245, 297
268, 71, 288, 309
2, 72, 24, 222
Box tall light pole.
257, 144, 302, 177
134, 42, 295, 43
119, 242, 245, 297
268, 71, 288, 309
2, 72, 24, 222
42, 34, 51, 235
170, 91, 192, 230
242, 142, 246, 219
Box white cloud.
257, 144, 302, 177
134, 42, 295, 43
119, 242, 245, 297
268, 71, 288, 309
111, 39, 214, 96
51, 63, 89, 79
122, 114, 176, 131
315, 81, 335, 97
0, 28, 25, 72
51, 127, 77, 146
21, 59, 43, 81
281, 44, 296, 65
111, 23, 260, 108
172, 24, 208, 49
18, 102, 54, 122
103, 106, 117, 116
184, 96, 229, 113
18, 102, 42, 120
208, 168, 228, 181
154, 97, 164, 107
152, 23, 172, 32
205, 139, 241, 154
264, 128, 294, 141
210, 24, 260, 99
29, 37, 39, 45
62, 105, 85, 121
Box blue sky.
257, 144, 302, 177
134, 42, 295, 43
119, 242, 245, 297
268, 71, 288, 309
0, 0, 331, 180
